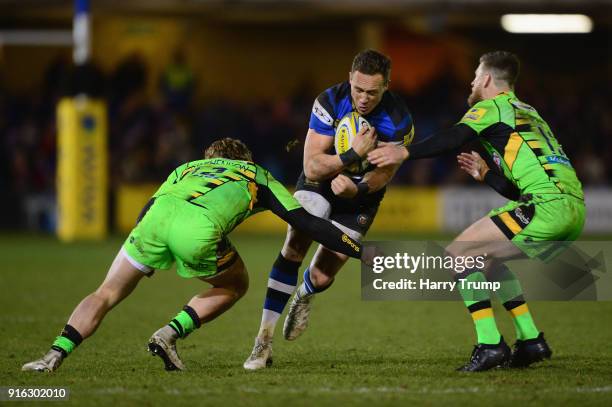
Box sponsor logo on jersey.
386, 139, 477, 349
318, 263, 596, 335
403, 126, 415, 146
342, 234, 360, 253
462, 108, 487, 122
514, 207, 531, 226
312, 99, 334, 126
545, 155, 572, 167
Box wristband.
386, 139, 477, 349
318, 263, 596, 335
339, 148, 361, 166
355, 182, 369, 198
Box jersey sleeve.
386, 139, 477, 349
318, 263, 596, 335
390, 96, 415, 146
458, 99, 500, 136
308, 90, 336, 136
252, 165, 362, 259
254, 165, 302, 213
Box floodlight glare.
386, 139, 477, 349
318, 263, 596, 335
501, 14, 593, 33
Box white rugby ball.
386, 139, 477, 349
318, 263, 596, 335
334, 112, 370, 174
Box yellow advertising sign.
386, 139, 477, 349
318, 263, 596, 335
57, 98, 108, 241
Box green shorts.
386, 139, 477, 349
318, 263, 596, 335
488, 194, 586, 261
122, 195, 237, 278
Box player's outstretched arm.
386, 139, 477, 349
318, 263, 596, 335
457, 150, 520, 200
368, 124, 478, 167
304, 127, 376, 181
254, 176, 363, 259
282, 208, 362, 259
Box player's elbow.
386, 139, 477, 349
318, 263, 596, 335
304, 163, 324, 181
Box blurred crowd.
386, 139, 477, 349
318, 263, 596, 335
0, 51, 610, 229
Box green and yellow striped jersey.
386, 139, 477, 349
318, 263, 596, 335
153, 158, 301, 234
459, 91, 583, 199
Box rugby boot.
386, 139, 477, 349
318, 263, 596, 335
22, 349, 64, 372
509, 332, 552, 368
457, 338, 511, 372
148, 326, 185, 371
243, 336, 273, 370
283, 292, 314, 341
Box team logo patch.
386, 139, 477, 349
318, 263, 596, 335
492, 152, 502, 169
462, 108, 487, 122
357, 214, 370, 226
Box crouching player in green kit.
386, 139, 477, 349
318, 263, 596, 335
22, 138, 364, 372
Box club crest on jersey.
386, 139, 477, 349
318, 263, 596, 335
357, 214, 370, 226
462, 108, 487, 122
492, 152, 502, 169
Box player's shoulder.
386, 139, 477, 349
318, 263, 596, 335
378, 89, 412, 124
324, 81, 351, 101
461, 98, 500, 123
315, 81, 350, 109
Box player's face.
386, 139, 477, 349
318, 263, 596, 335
349, 71, 387, 115
468, 63, 487, 107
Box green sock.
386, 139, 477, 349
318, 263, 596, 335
492, 265, 539, 341
51, 324, 83, 357
168, 306, 201, 338
456, 271, 501, 345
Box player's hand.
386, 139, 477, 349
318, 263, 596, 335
331, 174, 358, 198
457, 151, 489, 182
352, 126, 377, 157
360, 244, 385, 268
367, 142, 409, 167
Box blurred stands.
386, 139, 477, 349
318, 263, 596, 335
0, 3, 610, 231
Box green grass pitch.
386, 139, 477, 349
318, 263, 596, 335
1, 234, 611, 406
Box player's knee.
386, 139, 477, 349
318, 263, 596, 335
308, 268, 334, 288
93, 286, 120, 307
281, 229, 311, 262
232, 271, 249, 299
227, 262, 249, 300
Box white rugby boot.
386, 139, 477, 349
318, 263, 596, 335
148, 326, 185, 371
243, 336, 273, 370
283, 292, 314, 341
22, 349, 64, 372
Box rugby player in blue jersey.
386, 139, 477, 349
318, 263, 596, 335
244, 49, 415, 369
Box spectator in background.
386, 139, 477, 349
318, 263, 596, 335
160, 48, 195, 115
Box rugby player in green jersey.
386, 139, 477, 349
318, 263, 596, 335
368, 51, 585, 372
22, 138, 364, 373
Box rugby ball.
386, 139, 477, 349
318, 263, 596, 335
334, 112, 370, 174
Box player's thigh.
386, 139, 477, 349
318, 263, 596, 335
282, 190, 332, 258
491, 196, 585, 261
96, 250, 147, 303
446, 215, 524, 267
